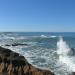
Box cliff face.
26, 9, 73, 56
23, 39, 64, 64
0, 47, 54, 75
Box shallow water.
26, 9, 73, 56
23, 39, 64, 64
0, 32, 75, 75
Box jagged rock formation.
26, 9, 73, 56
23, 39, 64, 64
0, 46, 54, 75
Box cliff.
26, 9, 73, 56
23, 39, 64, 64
0, 46, 54, 75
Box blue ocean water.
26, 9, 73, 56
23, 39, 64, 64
0, 32, 75, 75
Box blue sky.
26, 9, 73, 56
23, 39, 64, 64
0, 0, 75, 32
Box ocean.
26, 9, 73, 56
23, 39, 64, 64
0, 32, 75, 75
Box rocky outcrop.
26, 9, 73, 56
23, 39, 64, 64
0, 46, 54, 75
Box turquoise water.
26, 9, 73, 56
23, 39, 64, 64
0, 32, 75, 75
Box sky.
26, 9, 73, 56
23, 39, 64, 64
0, 0, 75, 32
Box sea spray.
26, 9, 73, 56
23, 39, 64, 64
57, 36, 75, 72
57, 36, 70, 55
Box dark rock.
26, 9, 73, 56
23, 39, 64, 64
5, 43, 28, 46
5, 44, 11, 46
71, 48, 75, 55
68, 48, 75, 56
12, 43, 28, 46
0, 46, 54, 75
72, 72, 75, 75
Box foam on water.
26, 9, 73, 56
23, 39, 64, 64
1, 32, 75, 75
57, 36, 75, 72
57, 36, 70, 55
31, 35, 57, 38
0, 33, 28, 40
50, 36, 57, 38
40, 35, 47, 38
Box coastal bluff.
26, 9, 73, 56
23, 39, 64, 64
0, 46, 54, 75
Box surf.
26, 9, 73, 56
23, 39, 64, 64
57, 36, 75, 72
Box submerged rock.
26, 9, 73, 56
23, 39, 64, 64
68, 48, 75, 56
71, 48, 75, 55
5, 43, 28, 46
0, 46, 54, 75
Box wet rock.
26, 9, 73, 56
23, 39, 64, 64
5, 44, 11, 46
68, 48, 75, 56
72, 72, 75, 75
0, 46, 54, 75
71, 48, 75, 55
5, 43, 28, 46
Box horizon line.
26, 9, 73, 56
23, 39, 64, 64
0, 31, 75, 33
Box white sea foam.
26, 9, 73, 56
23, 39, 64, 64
57, 36, 75, 72
50, 36, 57, 38
0, 34, 28, 40
40, 35, 47, 38
1, 33, 75, 75
40, 35, 57, 38
57, 36, 70, 55
59, 56, 75, 72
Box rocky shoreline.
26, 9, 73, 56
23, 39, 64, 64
0, 46, 54, 75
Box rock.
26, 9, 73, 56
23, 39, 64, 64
5, 43, 28, 46
68, 48, 75, 56
0, 46, 54, 75
71, 48, 75, 55
72, 72, 75, 75
5, 44, 11, 46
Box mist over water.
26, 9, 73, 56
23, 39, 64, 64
57, 36, 70, 55
57, 37, 75, 73
0, 32, 75, 75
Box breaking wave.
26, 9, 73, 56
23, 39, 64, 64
0, 32, 75, 75
57, 36, 75, 73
